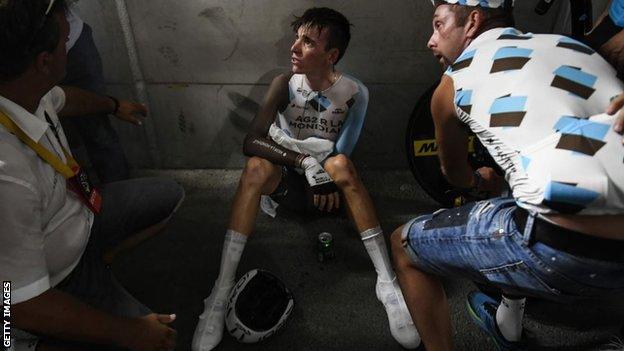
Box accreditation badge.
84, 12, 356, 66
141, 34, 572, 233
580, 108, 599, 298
66, 166, 102, 214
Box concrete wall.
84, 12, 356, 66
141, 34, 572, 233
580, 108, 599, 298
74, 0, 566, 169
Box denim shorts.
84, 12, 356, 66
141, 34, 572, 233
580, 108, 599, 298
402, 197, 624, 302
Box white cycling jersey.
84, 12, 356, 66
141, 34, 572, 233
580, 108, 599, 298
276, 73, 368, 156
445, 27, 624, 215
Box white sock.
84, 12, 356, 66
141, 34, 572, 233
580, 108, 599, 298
496, 295, 525, 342
215, 229, 247, 287
360, 226, 395, 281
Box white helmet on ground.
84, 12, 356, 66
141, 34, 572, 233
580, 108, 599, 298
225, 269, 295, 343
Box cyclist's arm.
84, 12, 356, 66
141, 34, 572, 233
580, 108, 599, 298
242, 73, 306, 167
334, 79, 369, 156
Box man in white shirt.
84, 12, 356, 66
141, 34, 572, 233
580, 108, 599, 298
0, 1, 183, 350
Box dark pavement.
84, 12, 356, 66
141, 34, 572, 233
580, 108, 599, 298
112, 170, 624, 351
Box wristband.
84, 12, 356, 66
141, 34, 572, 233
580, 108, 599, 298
297, 154, 310, 168
107, 95, 120, 115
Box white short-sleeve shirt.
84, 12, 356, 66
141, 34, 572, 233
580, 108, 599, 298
445, 28, 624, 215
0, 87, 93, 304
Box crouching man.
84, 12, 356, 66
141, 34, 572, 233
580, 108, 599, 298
392, 1, 624, 350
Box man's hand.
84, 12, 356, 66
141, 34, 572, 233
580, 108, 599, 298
606, 93, 624, 144
315, 190, 340, 212
114, 100, 148, 126
119, 314, 177, 351
300, 156, 340, 212
474, 167, 504, 197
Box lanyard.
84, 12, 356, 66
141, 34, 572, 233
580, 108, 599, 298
0, 109, 78, 179
0, 108, 102, 214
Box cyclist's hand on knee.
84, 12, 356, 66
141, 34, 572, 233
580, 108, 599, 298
300, 156, 341, 212
606, 93, 624, 144
301, 156, 336, 192
121, 314, 177, 351
314, 191, 340, 212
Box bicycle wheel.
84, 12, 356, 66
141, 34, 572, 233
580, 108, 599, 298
405, 82, 498, 207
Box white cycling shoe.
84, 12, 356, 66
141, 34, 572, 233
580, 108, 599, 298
376, 277, 422, 349
191, 284, 233, 351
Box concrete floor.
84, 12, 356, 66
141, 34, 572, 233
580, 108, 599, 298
111, 170, 624, 351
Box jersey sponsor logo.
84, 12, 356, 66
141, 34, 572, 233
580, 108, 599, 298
412, 137, 476, 157
288, 115, 344, 134
488, 94, 527, 127
296, 87, 311, 97
252, 139, 287, 157
308, 95, 331, 113
490, 46, 533, 73
556, 37, 595, 55
551, 65, 597, 99
332, 108, 345, 114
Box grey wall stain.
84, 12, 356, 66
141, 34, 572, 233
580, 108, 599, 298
158, 46, 180, 67
198, 6, 240, 61
157, 20, 177, 31
178, 111, 187, 134
222, 37, 240, 61
198, 6, 226, 20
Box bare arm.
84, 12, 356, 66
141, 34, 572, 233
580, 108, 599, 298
13, 289, 176, 351
242, 73, 306, 168
431, 76, 503, 193
431, 76, 474, 188
59, 86, 147, 125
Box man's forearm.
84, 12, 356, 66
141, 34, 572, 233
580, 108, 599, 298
243, 134, 305, 168
13, 288, 131, 348
58, 86, 116, 118
441, 161, 474, 189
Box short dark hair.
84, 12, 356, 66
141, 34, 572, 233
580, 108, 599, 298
291, 7, 352, 64
0, 0, 66, 82
434, 2, 515, 33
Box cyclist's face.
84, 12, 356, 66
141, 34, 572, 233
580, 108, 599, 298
427, 5, 470, 68
290, 25, 336, 75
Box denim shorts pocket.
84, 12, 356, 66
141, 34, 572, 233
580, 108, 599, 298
479, 261, 561, 298
472, 200, 495, 220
